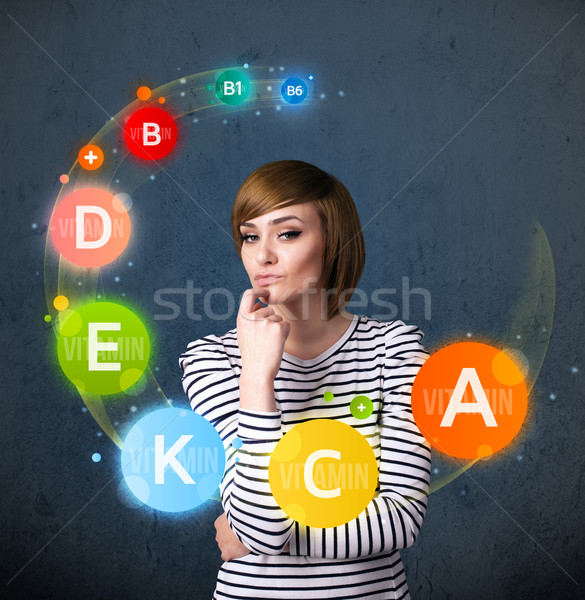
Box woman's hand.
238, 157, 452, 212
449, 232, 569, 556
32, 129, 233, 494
236, 288, 291, 383
214, 512, 251, 561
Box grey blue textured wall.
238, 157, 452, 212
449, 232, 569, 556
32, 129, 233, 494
1, 0, 584, 598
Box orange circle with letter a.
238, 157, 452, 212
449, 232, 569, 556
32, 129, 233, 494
411, 342, 528, 459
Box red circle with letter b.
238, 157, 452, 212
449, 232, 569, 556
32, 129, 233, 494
124, 107, 178, 160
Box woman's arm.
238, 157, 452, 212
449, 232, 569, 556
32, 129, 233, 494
288, 321, 431, 559
180, 288, 296, 556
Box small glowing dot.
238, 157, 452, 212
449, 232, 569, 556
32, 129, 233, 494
243, 63, 249, 69
155, 366, 159, 371
128, 261, 133, 267
517, 455, 523, 461
549, 393, 556, 400
267, 85, 272, 91
461, 489, 467, 496
338, 90, 345, 96
193, 117, 198, 123
114, 276, 121, 283
156, 387, 161, 392
122, 293, 126, 297
97, 294, 101, 299
571, 366, 579, 374
180, 91, 185, 97
269, 67, 274, 72
115, 179, 120, 184
180, 77, 186, 84
77, 282, 82, 286
275, 105, 281, 111
97, 431, 103, 437
320, 93, 326, 99
209, 100, 214, 105
44, 314, 52, 322
542, 327, 546, 332
114, 421, 119, 426
516, 334, 521, 339
36, 272, 39, 276
177, 67, 181, 71
53, 295, 69, 311
158, 97, 165, 104
255, 110, 261, 116
205, 84, 212, 91
222, 119, 228, 124
433, 467, 439, 474
279, 66, 284, 71
59, 174, 69, 184
112, 148, 118, 154
150, 174, 156, 181
130, 406, 137, 413
466, 332, 472, 337
81, 407, 88, 413
137, 86, 151, 101
92, 453, 101, 462
31, 223, 37, 229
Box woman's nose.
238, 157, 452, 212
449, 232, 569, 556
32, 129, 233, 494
256, 237, 277, 264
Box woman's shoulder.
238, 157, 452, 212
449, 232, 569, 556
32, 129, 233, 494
356, 314, 426, 342
179, 327, 240, 372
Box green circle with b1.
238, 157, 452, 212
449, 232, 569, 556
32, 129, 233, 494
56, 301, 151, 395
281, 77, 308, 104
121, 407, 226, 512
215, 70, 250, 105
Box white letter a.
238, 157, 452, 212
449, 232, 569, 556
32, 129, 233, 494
440, 368, 497, 427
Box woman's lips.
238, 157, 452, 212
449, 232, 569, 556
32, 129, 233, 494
256, 275, 283, 286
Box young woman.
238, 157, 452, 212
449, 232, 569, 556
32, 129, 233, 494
179, 160, 431, 599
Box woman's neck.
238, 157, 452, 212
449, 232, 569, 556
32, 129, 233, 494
280, 309, 354, 360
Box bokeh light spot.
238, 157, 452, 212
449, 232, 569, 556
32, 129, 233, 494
137, 86, 151, 100
53, 295, 69, 311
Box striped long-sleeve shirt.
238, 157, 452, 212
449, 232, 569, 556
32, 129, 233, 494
179, 314, 431, 599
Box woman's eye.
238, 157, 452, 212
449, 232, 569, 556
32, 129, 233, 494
240, 231, 301, 243
278, 230, 302, 240
240, 233, 258, 243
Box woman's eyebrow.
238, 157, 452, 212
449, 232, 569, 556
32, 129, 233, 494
239, 216, 304, 228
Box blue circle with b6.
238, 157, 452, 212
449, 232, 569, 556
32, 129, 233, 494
121, 407, 225, 512
281, 77, 308, 104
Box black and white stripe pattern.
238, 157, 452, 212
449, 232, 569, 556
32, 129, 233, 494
180, 315, 431, 599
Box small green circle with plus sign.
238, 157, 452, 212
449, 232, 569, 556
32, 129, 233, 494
215, 70, 250, 105
350, 395, 374, 419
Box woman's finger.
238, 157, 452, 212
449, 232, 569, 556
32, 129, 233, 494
248, 307, 275, 319
239, 288, 270, 317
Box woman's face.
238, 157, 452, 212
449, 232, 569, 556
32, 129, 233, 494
238, 201, 325, 308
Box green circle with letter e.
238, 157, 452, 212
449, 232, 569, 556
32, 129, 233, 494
57, 301, 151, 396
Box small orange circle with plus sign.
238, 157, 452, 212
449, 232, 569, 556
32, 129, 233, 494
78, 144, 104, 170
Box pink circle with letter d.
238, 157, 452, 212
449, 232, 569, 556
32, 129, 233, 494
50, 188, 131, 267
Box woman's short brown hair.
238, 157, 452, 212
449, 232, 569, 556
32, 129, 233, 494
231, 160, 365, 320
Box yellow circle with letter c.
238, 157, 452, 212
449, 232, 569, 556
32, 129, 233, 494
268, 419, 378, 528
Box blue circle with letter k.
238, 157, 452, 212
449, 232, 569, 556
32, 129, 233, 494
121, 407, 225, 512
